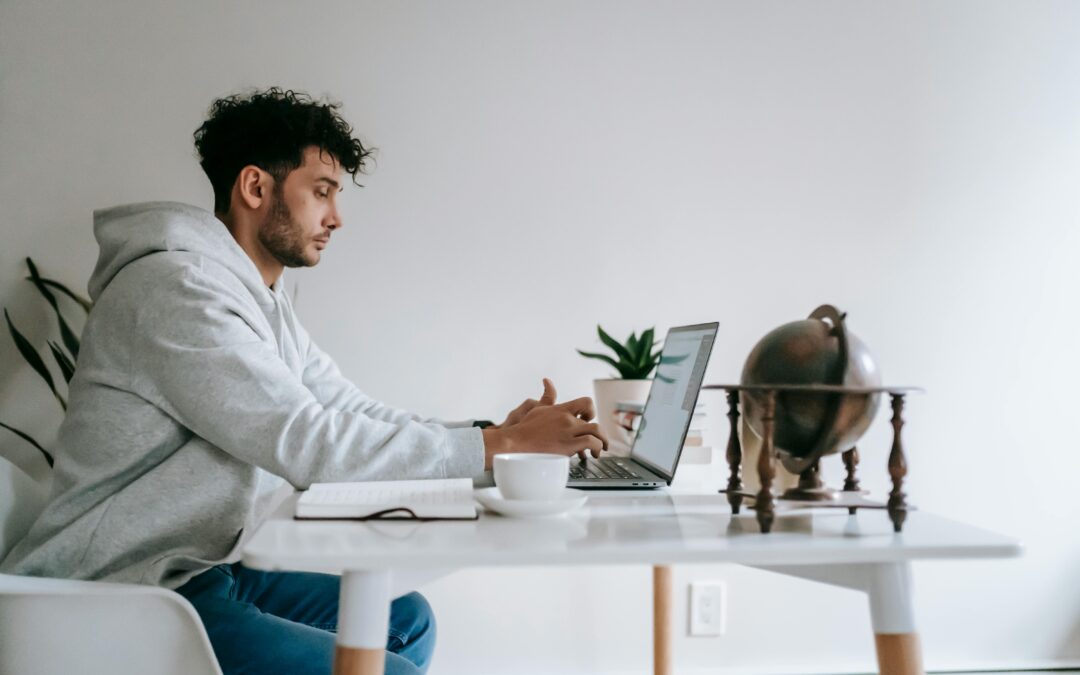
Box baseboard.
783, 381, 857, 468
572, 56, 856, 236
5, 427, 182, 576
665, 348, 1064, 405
590, 657, 1080, 675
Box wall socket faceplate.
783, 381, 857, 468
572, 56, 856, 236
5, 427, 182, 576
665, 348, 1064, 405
688, 580, 727, 637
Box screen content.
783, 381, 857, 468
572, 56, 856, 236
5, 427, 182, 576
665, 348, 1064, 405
630, 326, 717, 475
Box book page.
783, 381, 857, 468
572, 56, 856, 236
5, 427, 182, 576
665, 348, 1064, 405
296, 478, 475, 519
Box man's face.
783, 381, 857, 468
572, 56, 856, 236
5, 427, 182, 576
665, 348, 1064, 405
258, 146, 344, 268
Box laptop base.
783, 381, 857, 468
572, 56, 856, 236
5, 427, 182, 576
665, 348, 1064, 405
567, 457, 667, 489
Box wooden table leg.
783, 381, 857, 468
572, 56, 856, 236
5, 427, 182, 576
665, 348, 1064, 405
875, 633, 923, 675
653, 565, 673, 675
335, 570, 391, 675
334, 647, 385, 675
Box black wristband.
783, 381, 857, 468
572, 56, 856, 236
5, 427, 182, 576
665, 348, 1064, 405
472, 420, 495, 429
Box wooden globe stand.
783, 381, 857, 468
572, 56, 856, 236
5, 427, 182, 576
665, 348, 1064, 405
704, 384, 923, 534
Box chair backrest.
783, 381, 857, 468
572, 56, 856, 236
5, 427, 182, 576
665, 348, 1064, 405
0, 457, 222, 675
0, 572, 223, 675
0, 455, 51, 562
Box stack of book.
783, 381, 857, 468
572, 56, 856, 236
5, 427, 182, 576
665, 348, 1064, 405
613, 400, 714, 465
680, 401, 713, 465
613, 401, 645, 436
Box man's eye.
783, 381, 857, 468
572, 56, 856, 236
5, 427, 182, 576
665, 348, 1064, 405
317, 192, 329, 198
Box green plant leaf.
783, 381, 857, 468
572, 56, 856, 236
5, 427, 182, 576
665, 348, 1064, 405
631, 345, 665, 379
576, 349, 623, 376
26, 258, 80, 359
649, 353, 689, 379
624, 364, 647, 379
639, 327, 655, 351
34, 278, 92, 313
48, 341, 76, 384
635, 327, 656, 369
596, 325, 634, 365
626, 332, 639, 363
576, 349, 640, 378
614, 362, 638, 379
4, 309, 67, 411
0, 420, 54, 467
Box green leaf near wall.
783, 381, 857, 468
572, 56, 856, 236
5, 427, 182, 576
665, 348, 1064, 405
4, 309, 67, 411
26, 257, 80, 360
0, 421, 53, 468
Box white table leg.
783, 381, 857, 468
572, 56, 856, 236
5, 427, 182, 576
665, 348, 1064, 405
865, 563, 923, 675
336, 570, 391, 675
752, 562, 924, 675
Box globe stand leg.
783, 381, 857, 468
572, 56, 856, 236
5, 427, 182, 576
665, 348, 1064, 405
755, 390, 777, 533
887, 394, 909, 533
781, 459, 839, 502
723, 390, 743, 514
843, 447, 861, 515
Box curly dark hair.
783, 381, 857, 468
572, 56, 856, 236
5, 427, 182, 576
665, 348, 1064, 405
193, 87, 374, 214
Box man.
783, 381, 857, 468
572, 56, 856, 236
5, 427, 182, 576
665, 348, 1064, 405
2, 87, 608, 675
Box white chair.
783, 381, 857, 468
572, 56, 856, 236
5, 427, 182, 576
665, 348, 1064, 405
0, 457, 222, 675
0, 572, 222, 675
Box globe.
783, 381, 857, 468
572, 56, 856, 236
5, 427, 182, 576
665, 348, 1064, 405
740, 305, 882, 476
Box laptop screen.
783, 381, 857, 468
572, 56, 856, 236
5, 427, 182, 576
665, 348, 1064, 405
629, 323, 718, 479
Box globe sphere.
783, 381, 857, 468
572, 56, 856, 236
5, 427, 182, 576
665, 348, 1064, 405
740, 305, 882, 475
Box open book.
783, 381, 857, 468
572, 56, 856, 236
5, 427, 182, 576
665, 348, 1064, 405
295, 478, 478, 521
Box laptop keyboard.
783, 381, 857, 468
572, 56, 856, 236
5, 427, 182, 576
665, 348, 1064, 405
569, 458, 646, 480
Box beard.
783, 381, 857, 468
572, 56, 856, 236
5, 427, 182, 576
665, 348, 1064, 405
258, 187, 317, 268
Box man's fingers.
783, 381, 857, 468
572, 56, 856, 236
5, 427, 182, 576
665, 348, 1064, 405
573, 422, 608, 451
539, 378, 557, 406
557, 396, 596, 421
574, 434, 605, 457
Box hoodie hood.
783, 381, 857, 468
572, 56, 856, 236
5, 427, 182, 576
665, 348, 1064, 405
89, 201, 275, 307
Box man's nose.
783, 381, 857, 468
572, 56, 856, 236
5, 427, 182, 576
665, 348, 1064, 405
327, 205, 343, 231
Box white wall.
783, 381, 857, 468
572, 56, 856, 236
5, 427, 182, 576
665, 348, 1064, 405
2, 1, 1078, 672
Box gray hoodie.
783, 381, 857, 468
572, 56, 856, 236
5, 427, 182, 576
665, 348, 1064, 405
2, 201, 485, 589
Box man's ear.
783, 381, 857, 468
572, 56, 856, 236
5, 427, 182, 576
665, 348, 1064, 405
235, 165, 272, 211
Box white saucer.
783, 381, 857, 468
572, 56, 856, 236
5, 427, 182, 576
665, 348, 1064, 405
475, 487, 588, 518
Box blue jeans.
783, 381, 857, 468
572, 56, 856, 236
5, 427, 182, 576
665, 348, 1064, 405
175, 563, 436, 675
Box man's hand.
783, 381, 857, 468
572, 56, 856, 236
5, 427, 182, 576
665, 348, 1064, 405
482, 381, 609, 469
496, 378, 558, 429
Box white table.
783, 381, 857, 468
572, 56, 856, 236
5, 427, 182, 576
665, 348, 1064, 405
242, 490, 1021, 675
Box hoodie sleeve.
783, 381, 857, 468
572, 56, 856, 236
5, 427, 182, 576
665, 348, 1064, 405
296, 325, 476, 429
126, 264, 485, 488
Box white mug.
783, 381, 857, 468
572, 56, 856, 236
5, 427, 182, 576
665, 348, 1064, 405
493, 453, 569, 501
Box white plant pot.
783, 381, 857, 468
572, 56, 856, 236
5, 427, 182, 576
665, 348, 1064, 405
592, 378, 652, 456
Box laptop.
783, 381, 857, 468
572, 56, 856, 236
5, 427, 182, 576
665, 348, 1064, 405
569, 322, 719, 489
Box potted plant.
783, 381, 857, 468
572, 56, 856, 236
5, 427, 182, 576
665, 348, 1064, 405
577, 326, 661, 455
1, 258, 90, 475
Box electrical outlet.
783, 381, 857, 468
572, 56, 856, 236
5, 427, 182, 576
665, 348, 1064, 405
688, 580, 726, 637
